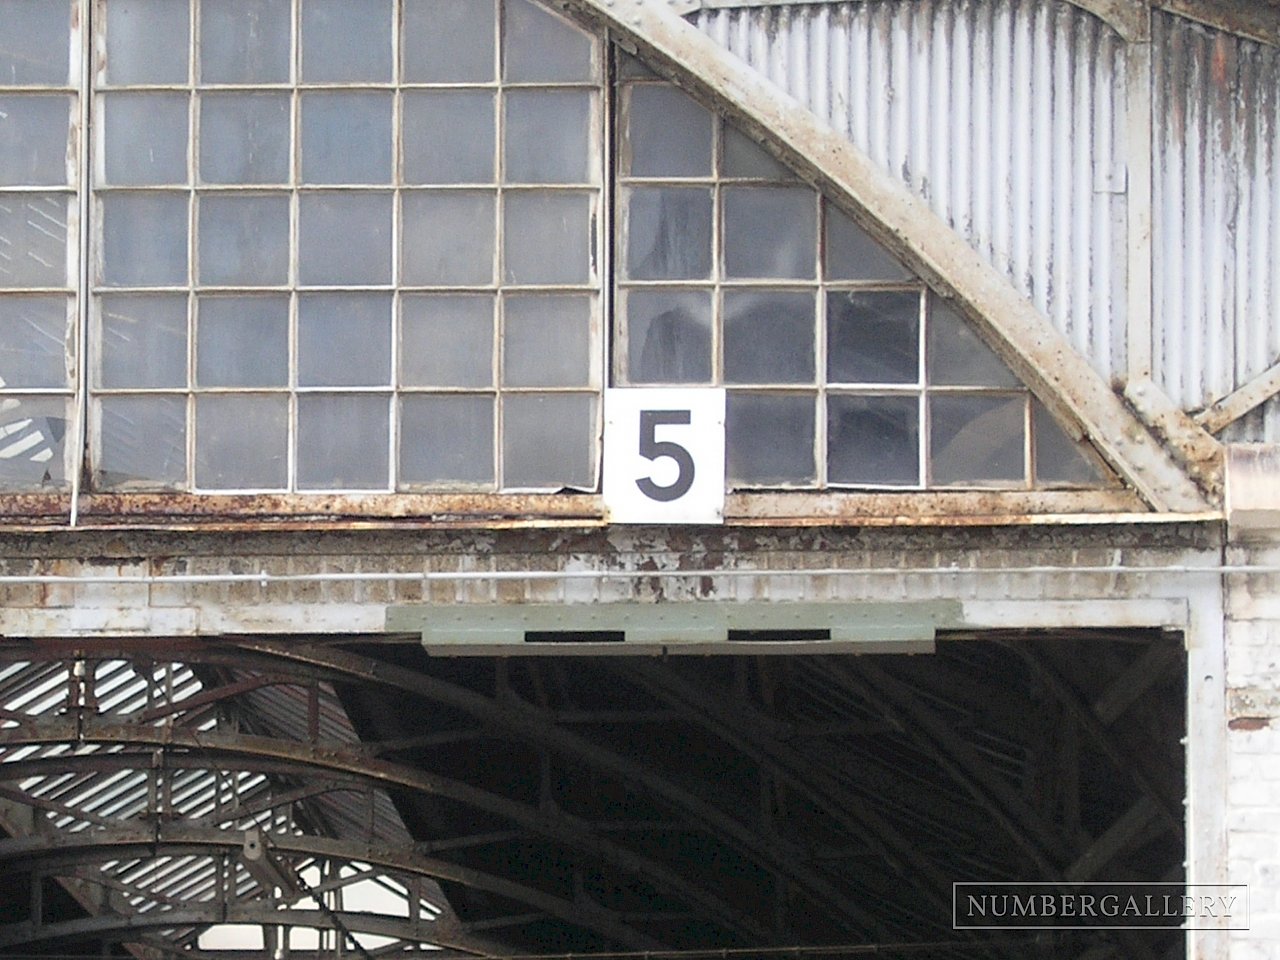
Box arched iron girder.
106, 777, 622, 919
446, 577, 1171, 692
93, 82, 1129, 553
0, 719, 773, 945
0, 826, 663, 952
223, 638, 877, 937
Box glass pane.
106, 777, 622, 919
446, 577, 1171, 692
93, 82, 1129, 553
825, 204, 912, 281
726, 392, 815, 485
501, 392, 595, 489
0, 0, 70, 85
723, 291, 815, 385
0, 395, 68, 490
106, 0, 189, 84
827, 290, 920, 384
404, 0, 494, 82
103, 93, 189, 186
0, 95, 71, 186
400, 294, 494, 388
723, 126, 794, 180
198, 194, 290, 286
503, 0, 594, 83
195, 394, 288, 489
624, 187, 712, 281
200, 93, 291, 184
623, 288, 712, 385
301, 0, 393, 82
1033, 400, 1104, 486
503, 192, 592, 286
200, 0, 291, 84
0, 194, 69, 288
504, 90, 592, 185
298, 293, 392, 386
930, 394, 1026, 485
927, 299, 1021, 387
197, 295, 288, 387
828, 394, 919, 486
0, 296, 69, 387
98, 295, 187, 388
301, 92, 394, 185
297, 393, 389, 489
402, 191, 495, 286
503, 294, 591, 388
624, 84, 713, 178
402, 91, 495, 185
723, 186, 816, 279
100, 193, 188, 288
400, 395, 494, 486
298, 193, 392, 285
96, 395, 186, 488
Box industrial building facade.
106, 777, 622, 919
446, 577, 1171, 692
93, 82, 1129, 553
0, 0, 1275, 957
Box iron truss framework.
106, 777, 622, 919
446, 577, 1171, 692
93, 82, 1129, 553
0, 630, 1185, 959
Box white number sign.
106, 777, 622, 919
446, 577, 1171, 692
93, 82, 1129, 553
603, 388, 726, 524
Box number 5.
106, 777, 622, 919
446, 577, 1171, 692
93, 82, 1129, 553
636, 410, 695, 502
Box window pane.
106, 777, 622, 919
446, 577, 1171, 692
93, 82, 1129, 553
930, 394, 1026, 485
200, 0, 291, 84
96, 395, 186, 488
0, 395, 68, 490
723, 291, 815, 385
0, 0, 70, 85
298, 193, 392, 286
106, 0, 189, 85
402, 191, 495, 286
200, 93, 290, 185
103, 93, 189, 186
503, 192, 592, 286
726, 392, 815, 485
297, 393, 389, 489
501, 392, 595, 489
195, 394, 288, 489
927, 299, 1021, 387
624, 85, 713, 178
400, 295, 494, 388
301, 92, 394, 185
98, 295, 187, 389
0, 95, 72, 186
1034, 400, 1104, 486
825, 204, 912, 281
827, 394, 919, 486
0, 296, 70, 387
624, 187, 712, 281
723, 186, 816, 279
198, 194, 290, 286
298, 293, 392, 387
504, 90, 592, 185
400, 395, 494, 486
300, 0, 392, 82
0, 194, 70, 288
503, 0, 594, 83
827, 290, 920, 384
402, 91, 495, 185
100, 193, 188, 288
502, 294, 591, 388
723, 126, 794, 180
404, 0, 494, 82
197, 295, 288, 387
623, 288, 712, 385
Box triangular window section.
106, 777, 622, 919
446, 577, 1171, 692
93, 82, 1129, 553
614, 58, 1109, 491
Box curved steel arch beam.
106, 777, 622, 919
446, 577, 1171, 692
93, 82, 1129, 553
0, 720, 772, 945
560, 0, 1215, 510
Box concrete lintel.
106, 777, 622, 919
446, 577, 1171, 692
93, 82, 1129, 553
568, 0, 1211, 513
1225, 444, 1280, 533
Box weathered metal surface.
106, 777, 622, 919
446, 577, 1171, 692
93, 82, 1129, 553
1153, 11, 1280, 440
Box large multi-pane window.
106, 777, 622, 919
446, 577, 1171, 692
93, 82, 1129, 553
0, 0, 1106, 499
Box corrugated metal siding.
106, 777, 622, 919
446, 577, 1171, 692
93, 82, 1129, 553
1153, 11, 1280, 437
692, 0, 1129, 381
